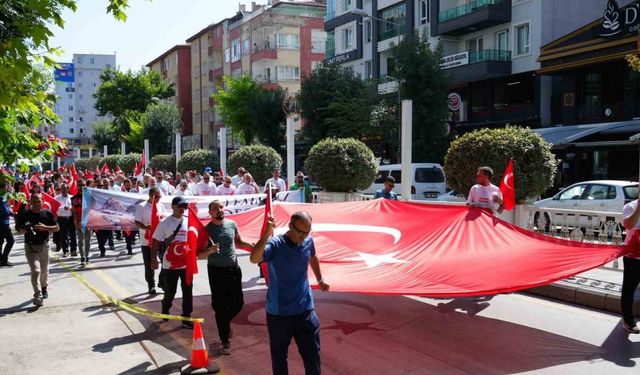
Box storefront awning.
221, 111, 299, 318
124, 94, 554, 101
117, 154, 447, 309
535, 120, 640, 149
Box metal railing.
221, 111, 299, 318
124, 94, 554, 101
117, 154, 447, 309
469, 49, 511, 63
378, 23, 406, 41
523, 205, 625, 270
438, 0, 504, 23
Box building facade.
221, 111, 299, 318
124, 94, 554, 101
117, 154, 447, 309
52, 53, 116, 160
146, 45, 193, 140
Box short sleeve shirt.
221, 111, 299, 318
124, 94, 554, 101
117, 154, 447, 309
623, 200, 640, 259
467, 184, 502, 211
374, 189, 398, 200
264, 178, 286, 193
195, 182, 217, 196
205, 220, 239, 267
237, 183, 259, 195
15, 209, 57, 245
134, 200, 164, 246
263, 234, 316, 316
152, 215, 188, 269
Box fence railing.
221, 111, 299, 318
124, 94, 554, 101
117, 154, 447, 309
438, 0, 504, 22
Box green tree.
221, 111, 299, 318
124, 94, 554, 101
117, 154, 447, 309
392, 33, 450, 163
0, 0, 128, 173
213, 76, 260, 144
92, 120, 119, 153
298, 64, 371, 144
123, 118, 144, 153
140, 102, 181, 156
248, 88, 286, 154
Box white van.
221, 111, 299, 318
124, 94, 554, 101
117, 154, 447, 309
363, 163, 447, 200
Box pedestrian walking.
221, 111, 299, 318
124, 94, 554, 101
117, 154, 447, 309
621, 198, 640, 333
54, 183, 77, 257
134, 187, 164, 294
71, 180, 91, 265
0, 188, 15, 266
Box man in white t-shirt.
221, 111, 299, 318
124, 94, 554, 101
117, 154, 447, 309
174, 180, 194, 196
150, 195, 193, 328
217, 176, 237, 195
194, 173, 218, 196
621, 199, 640, 333
134, 187, 164, 294
155, 171, 175, 196
231, 167, 246, 187
264, 168, 286, 194
466, 166, 504, 214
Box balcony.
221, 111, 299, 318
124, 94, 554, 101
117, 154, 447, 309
251, 47, 278, 62
209, 67, 223, 81
441, 49, 511, 86
437, 0, 511, 36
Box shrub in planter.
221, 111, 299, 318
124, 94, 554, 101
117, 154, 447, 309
444, 125, 557, 201
177, 149, 219, 174
120, 153, 141, 175
304, 138, 377, 192
75, 157, 101, 172
151, 154, 176, 174
100, 155, 122, 172
228, 144, 282, 185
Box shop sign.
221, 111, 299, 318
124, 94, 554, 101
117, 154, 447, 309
599, 0, 640, 38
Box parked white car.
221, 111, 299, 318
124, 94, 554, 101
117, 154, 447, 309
533, 180, 638, 229
362, 163, 446, 200
436, 190, 466, 202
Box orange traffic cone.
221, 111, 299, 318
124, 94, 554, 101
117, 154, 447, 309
181, 321, 220, 374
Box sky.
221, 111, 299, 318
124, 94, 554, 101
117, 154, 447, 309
49, 0, 268, 72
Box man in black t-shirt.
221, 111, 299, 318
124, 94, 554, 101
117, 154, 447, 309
15, 193, 59, 306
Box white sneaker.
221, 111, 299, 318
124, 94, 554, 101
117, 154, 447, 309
220, 341, 231, 355
33, 297, 43, 306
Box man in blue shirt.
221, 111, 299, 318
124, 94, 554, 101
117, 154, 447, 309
251, 212, 329, 375
373, 176, 398, 200
0, 185, 14, 267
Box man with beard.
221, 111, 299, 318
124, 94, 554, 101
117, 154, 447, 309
204, 200, 256, 355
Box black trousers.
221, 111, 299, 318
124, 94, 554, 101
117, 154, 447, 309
96, 230, 110, 253
124, 230, 136, 252
161, 268, 193, 317
141, 245, 157, 289
0, 223, 14, 260
267, 310, 321, 375
57, 216, 77, 253
208, 265, 244, 342
622, 256, 640, 324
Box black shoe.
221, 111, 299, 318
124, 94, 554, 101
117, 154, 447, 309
148, 287, 157, 295
85, 257, 90, 264
2, 260, 12, 267
127, 249, 133, 255
42, 287, 48, 299
99, 252, 105, 258
161, 309, 169, 322
70, 252, 77, 257
623, 321, 640, 334
182, 320, 194, 329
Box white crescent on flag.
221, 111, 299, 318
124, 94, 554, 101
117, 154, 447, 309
503, 172, 513, 190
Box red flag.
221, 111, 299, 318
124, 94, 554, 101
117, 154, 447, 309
145, 196, 159, 244
499, 159, 516, 211
258, 186, 273, 284
115, 165, 122, 174
84, 169, 94, 181
22, 183, 30, 201
48, 186, 55, 196
133, 162, 140, 177
95, 166, 100, 177
139, 152, 146, 167
219, 167, 224, 178
59, 163, 67, 172
69, 163, 79, 195
41, 192, 62, 218
186, 203, 209, 285
100, 163, 110, 175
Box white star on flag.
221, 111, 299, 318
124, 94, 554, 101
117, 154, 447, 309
346, 251, 409, 268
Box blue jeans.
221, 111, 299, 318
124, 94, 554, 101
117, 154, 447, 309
266, 309, 321, 375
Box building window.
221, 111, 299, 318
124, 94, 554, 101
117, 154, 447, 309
312, 36, 326, 53
69, 117, 74, 122
89, 58, 95, 64
79, 117, 83, 122
242, 39, 250, 55
67, 94, 73, 99
344, 0, 352, 12
378, 3, 406, 41
365, 60, 372, 79
78, 71, 83, 77
420, 0, 429, 25
515, 22, 530, 55
496, 30, 509, 51
276, 66, 300, 81
467, 36, 484, 59
80, 128, 83, 134
77, 58, 83, 64
344, 28, 353, 50
231, 39, 241, 62
365, 20, 372, 43
70, 128, 74, 133
277, 34, 300, 49
106, 64, 111, 69
68, 105, 73, 111
232, 68, 242, 78
224, 48, 231, 63
78, 82, 83, 88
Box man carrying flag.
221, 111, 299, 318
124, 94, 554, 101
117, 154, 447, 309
203, 200, 256, 355
134, 188, 163, 294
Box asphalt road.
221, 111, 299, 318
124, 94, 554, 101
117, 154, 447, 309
1, 233, 640, 374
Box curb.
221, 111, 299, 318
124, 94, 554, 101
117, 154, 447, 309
525, 281, 640, 317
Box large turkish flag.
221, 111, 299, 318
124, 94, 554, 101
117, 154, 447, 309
229, 199, 624, 297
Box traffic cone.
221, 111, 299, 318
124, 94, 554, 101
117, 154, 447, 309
181, 321, 220, 374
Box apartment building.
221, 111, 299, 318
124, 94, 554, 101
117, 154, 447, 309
52, 53, 116, 160
324, 0, 604, 129
146, 45, 193, 141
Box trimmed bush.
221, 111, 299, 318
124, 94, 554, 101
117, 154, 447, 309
120, 153, 141, 175
151, 154, 176, 174
100, 155, 122, 172
228, 145, 282, 185
75, 157, 101, 172
178, 149, 219, 174
304, 138, 377, 192
444, 125, 557, 201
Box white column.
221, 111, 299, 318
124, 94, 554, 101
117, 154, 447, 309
176, 134, 182, 171
121, 142, 126, 156
219, 127, 227, 176
401, 100, 412, 201
103, 145, 108, 157
57, 157, 61, 170
286, 116, 295, 187
144, 139, 150, 168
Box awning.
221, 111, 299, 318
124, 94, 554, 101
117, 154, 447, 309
534, 120, 640, 149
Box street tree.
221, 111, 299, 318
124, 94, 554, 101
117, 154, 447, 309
213, 76, 260, 144
392, 32, 450, 163
248, 87, 287, 154
92, 120, 119, 153
141, 102, 182, 156
297, 64, 371, 145
0, 0, 129, 173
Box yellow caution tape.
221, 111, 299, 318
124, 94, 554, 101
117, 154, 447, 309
55, 257, 204, 323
